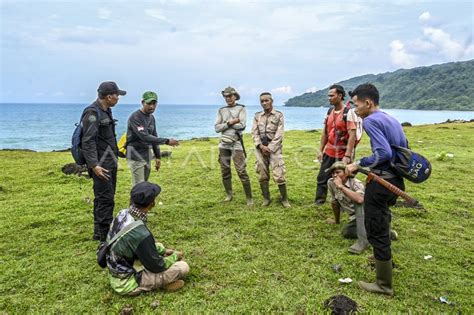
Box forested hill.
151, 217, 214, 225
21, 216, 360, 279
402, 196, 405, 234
285, 60, 474, 110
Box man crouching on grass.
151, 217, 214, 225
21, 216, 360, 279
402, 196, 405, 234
106, 182, 189, 295
326, 161, 369, 255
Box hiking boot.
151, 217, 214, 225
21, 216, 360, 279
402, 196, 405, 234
358, 259, 394, 296
278, 184, 291, 208
259, 181, 271, 207
242, 181, 254, 206
390, 230, 398, 241
165, 280, 185, 292
222, 178, 233, 202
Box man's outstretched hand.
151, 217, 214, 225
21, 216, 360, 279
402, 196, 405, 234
168, 138, 179, 146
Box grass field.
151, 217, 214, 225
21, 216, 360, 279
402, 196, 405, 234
0, 122, 473, 313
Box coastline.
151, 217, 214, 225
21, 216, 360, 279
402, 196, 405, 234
2, 119, 472, 153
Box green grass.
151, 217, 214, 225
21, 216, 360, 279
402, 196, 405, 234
1, 123, 473, 313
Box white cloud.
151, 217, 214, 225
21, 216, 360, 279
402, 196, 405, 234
271, 86, 293, 94
418, 11, 431, 22
98, 9, 111, 20
145, 9, 169, 21
53, 91, 64, 96
390, 40, 416, 67
306, 87, 318, 93
410, 39, 436, 52
423, 27, 470, 59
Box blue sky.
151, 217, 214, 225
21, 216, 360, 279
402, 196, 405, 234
1, 0, 473, 105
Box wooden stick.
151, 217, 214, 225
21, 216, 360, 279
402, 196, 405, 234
359, 168, 420, 207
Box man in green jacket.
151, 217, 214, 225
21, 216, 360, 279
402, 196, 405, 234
106, 182, 189, 295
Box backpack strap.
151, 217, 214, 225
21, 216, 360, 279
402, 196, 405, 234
342, 106, 350, 122
80, 105, 102, 144
324, 107, 333, 134
108, 220, 144, 248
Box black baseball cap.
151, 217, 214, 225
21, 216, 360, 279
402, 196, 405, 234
131, 182, 161, 207
97, 81, 127, 96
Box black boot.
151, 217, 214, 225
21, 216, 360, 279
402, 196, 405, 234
260, 181, 271, 206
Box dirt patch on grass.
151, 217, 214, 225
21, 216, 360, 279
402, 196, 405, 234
323, 295, 358, 314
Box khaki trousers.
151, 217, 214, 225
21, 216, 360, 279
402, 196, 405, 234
129, 261, 190, 295
218, 148, 250, 183
127, 159, 151, 187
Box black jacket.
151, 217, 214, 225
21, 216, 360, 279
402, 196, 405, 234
81, 101, 118, 169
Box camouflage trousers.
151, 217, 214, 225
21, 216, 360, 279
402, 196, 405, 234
218, 148, 250, 183
255, 148, 286, 185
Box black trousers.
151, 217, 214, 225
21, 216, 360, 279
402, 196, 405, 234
315, 154, 339, 201
364, 176, 404, 261
92, 167, 117, 238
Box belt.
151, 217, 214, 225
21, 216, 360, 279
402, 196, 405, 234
370, 169, 397, 179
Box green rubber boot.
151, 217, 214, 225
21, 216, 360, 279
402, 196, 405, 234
348, 205, 369, 254
358, 259, 394, 296
278, 184, 291, 208
222, 178, 233, 202
260, 181, 271, 206
242, 181, 254, 206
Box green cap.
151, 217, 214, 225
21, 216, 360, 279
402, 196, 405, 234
142, 91, 158, 103
221, 86, 240, 100
327, 161, 347, 173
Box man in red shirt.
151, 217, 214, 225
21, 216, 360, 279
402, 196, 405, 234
315, 84, 357, 205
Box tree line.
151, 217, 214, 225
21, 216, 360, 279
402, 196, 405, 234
285, 60, 474, 111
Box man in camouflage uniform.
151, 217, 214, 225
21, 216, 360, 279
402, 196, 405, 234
251, 92, 290, 208
215, 86, 253, 206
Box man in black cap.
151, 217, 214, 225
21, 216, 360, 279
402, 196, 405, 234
106, 182, 190, 295
82, 81, 126, 241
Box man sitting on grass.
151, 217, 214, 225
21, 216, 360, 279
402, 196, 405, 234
106, 182, 189, 295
